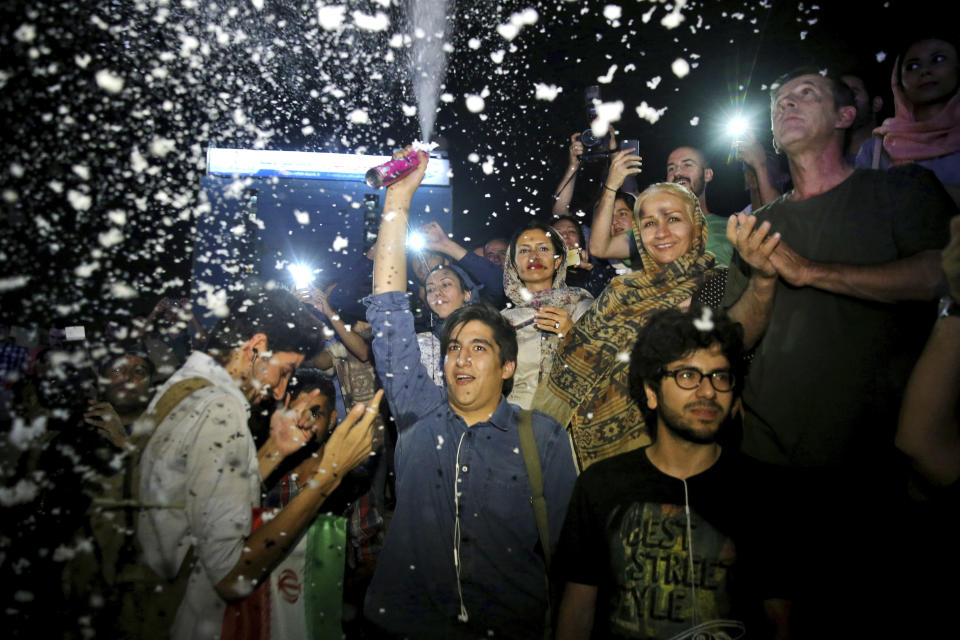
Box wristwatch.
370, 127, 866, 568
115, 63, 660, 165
938, 295, 960, 319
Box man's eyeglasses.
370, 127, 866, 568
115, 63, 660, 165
662, 367, 735, 392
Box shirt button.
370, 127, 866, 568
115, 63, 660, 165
461, 465, 468, 472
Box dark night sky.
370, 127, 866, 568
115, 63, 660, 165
0, 0, 923, 327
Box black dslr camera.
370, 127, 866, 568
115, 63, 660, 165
580, 86, 611, 161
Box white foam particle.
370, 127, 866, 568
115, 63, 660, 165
533, 83, 562, 101
110, 282, 138, 299
646, 76, 661, 90
348, 109, 369, 124
250, 0, 263, 10
0, 276, 30, 292
74, 262, 99, 278
671, 58, 690, 78
72, 164, 90, 180
468, 38, 481, 49
636, 101, 667, 124
693, 306, 715, 332
13, 24, 36, 43
603, 5, 622, 20
591, 100, 624, 136
333, 235, 349, 251
491, 49, 505, 64
94, 69, 125, 94
481, 156, 495, 175
107, 209, 127, 226
876, 51, 886, 63
67, 190, 92, 211
465, 94, 485, 113
411, 140, 438, 152
98, 228, 124, 247
149, 137, 175, 157
661, 2, 687, 29
74, 54, 91, 68
497, 23, 519, 40
352, 10, 389, 32
0, 478, 39, 506
437, 435, 444, 449
597, 64, 618, 84
130, 146, 148, 173
690, 116, 700, 126
440, 93, 455, 103
401, 104, 417, 116
294, 210, 310, 225
318, 6, 346, 30
468, 153, 480, 163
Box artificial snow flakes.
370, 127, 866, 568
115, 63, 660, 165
533, 83, 562, 101
465, 94, 485, 113
67, 190, 92, 211
352, 11, 389, 32
591, 100, 624, 136
348, 109, 370, 124
98, 229, 124, 248
671, 58, 690, 78
109, 282, 138, 299
94, 69, 124, 94
636, 101, 667, 124
693, 306, 715, 332
597, 64, 617, 84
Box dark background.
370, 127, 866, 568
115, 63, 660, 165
0, 0, 921, 329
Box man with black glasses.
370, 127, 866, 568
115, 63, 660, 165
553, 306, 790, 640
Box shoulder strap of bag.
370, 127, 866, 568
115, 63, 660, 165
109, 377, 211, 639
517, 409, 551, 570
152, 377, 214, 427
122, 376, 214, 505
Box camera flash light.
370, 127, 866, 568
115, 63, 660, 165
407, 231, 427, 252
288, 263, 314, 289
727, 117, 748, 139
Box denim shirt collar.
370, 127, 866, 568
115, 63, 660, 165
484, 396, 514, 432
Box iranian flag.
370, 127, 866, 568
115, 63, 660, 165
221, 508, 348, 640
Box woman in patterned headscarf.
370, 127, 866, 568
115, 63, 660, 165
532, 182, 726, 469
501, 221, 593, 409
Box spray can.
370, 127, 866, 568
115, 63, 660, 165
365, 151, 422, 189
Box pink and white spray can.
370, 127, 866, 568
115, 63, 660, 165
365, 151, 422, 189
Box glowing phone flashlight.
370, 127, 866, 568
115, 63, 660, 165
288, 263, 314, 289
727, 116, 749, 140
407, 231, 427, 252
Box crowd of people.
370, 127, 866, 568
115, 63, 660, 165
2, 33, 960, 640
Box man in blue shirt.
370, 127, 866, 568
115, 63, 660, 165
363, 147, 577, 638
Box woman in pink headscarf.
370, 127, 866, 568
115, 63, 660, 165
856, 34, 960, 205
